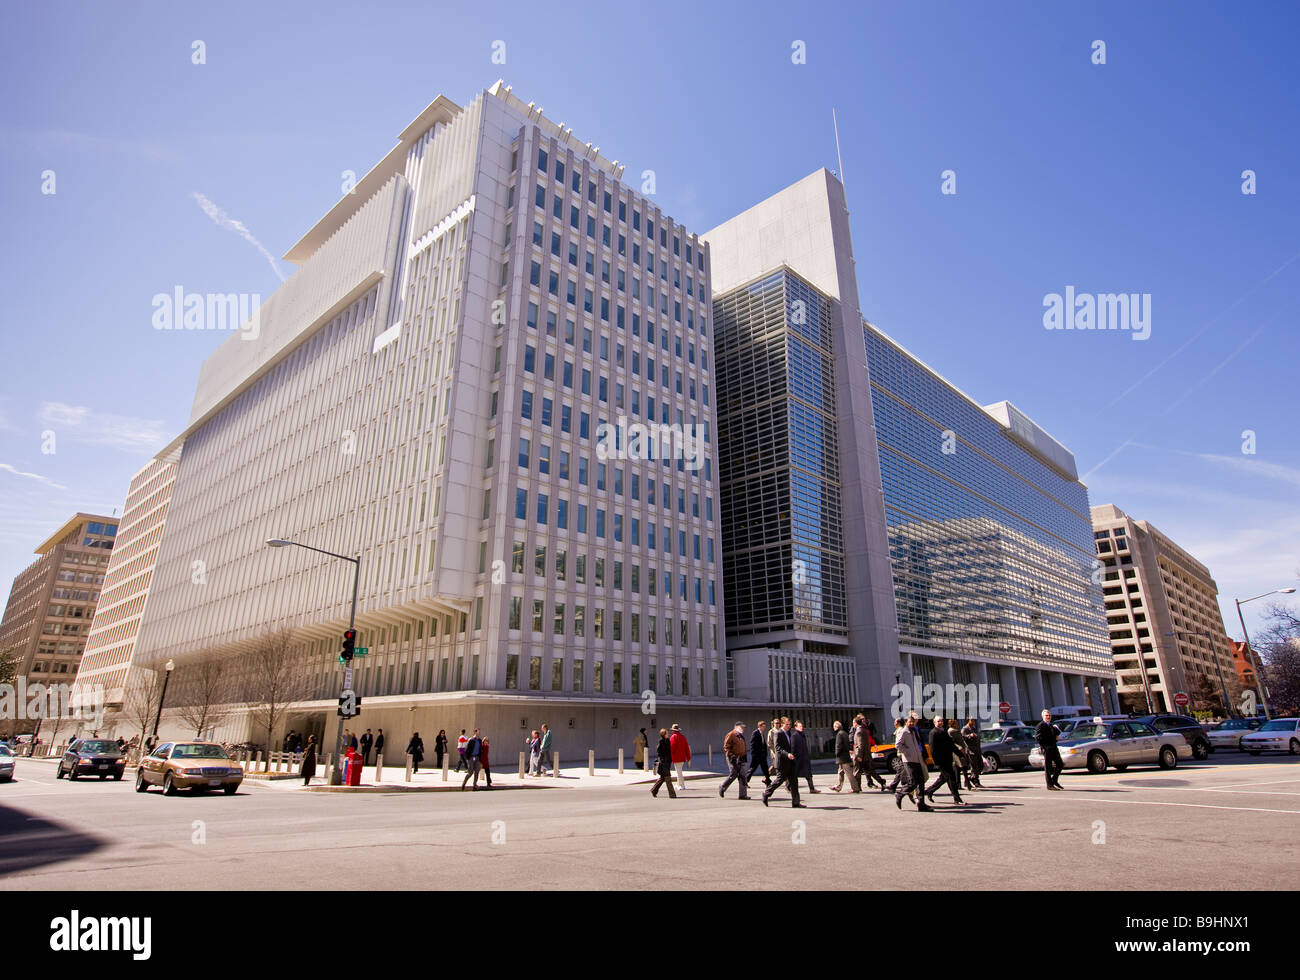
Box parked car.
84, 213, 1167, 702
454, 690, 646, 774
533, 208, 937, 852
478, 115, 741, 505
0, 743, 14, 782
1053, 719, 1089, 738
135, 741, 244, 795
1240, 718, 1300, 756
56, 738, 126, 781
1205, 717, 1264, 751
1029, 719, 1190, 774
1130, 714, 1212, 760
978, 725, 1040, 773
870, 729, 935, 772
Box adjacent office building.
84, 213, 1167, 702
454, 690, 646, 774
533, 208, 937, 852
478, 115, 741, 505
706, 170, 1115, 727
104, 81, 726, 753
1091, 504, 1237, 713
0, 514, 118, 712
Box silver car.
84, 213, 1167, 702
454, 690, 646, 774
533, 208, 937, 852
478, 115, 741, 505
1205, 717, 1263, 752
978, 726, 1039, 773
0, 743, 14, 782
1029, 720, 1191, 774
1240, 718, 1300, 755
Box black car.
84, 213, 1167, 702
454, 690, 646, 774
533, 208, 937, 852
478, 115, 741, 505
1130, 714, 1211, 760
57, 738, 127, 780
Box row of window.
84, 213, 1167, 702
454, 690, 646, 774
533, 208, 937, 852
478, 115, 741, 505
521, 341, 709, 408
512, 486, 715, 562
509, 541, 716, 603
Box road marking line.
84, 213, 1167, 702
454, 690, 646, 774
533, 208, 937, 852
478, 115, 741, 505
1021, 795, 1300, 815
1194, 777, 1300, 790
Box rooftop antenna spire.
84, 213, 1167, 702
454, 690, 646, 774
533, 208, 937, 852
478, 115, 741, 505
832, 107, 846, 191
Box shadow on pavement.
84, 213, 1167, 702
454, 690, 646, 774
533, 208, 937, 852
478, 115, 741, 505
0, 802, 106, 875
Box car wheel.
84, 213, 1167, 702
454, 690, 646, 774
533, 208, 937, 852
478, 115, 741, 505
68, 766, 79, 780
98, 774, 107, 780
1159, 746, 1178, 769
1290, 739, 1300, 756
982, 753, 999, 774
113, 773, 122, 781
1192, 740, 1209, 761
1087, 750, 1107, 774
55, 764, 64, 779
223, 785, 237, 795
135, 770, 148, 793
163, 773, 177, 796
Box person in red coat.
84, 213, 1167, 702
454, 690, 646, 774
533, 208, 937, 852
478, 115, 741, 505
480, 737, 492, 790
669, 724, 691, 792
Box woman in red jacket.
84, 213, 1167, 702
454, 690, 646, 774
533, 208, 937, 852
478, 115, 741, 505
480, 737, 492, 789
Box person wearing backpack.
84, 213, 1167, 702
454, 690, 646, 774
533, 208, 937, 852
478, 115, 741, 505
718, 721, 750, 799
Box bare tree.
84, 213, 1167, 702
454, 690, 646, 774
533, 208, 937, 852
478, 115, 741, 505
172, 652, 237, 739
122, 660, 167, 746
240, 631, 313, 760
1188, 673, 1224, 718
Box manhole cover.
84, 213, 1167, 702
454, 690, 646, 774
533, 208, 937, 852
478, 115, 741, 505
1117, 779, 1190, 788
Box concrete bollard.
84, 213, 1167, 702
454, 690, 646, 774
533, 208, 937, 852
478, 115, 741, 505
553, 751, 559, 777
323, 756, 333, 785
405, 754, 412, 783
589, 749, 595, 776
708, 745, 713, 768
255, 751, 263, 772
443, 754, 450, 782
618, 748, 624, 774
519, 751, 526, 778
376, 753, 384, 781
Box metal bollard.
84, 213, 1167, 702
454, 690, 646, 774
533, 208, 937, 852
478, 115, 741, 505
519, 751, 526, 778
589, 749, 595, 776
376, 753, 384, 781
618, 748, 624, 774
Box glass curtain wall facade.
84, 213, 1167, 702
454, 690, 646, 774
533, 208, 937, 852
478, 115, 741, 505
864, 325, 1111, 676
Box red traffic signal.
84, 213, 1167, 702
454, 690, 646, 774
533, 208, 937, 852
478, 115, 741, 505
341, 629, 357, 661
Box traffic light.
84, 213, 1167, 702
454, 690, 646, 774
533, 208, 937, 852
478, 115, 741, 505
341, 629, 356, 662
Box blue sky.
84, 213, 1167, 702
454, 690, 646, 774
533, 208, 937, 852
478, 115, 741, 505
1, 0, 1296, 638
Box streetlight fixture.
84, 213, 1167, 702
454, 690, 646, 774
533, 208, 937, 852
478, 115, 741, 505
1165, 630, 1231, 717
266, 537, 360, 785
1234, 587, 1296, 721
152, 659, 175, 738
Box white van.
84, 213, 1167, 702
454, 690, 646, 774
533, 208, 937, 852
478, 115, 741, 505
1045, 705, 1094, 719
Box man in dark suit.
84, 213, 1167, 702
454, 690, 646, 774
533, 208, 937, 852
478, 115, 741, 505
374, 728, 385, 763
925, 715, 964, 805
747, 720, 771, 787
1036, 709, 1064, 790
360, 729, 373, 765
761, 717, 804, 808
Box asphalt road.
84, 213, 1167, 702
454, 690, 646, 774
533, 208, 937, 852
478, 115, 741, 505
2, 753, 1297, 889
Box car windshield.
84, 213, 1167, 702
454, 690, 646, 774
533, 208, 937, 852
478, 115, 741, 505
1218, 720, 1249, 731
1067, 724, 1108, 740
1258, 720, 1297, 733
78, 740, 119, 754
169, 744, 230, 759
0, 744, 12, 757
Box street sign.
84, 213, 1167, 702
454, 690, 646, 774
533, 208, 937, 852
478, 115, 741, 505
338, 690, 360, 717
998, 701, 1011, 714
354, 647, 369, 657
343, 667, 354, 689
1174, 692, 1189, 707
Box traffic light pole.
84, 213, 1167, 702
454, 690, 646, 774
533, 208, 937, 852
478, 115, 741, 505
331, 557, 360, 785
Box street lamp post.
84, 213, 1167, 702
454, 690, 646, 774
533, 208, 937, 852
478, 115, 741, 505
1234, 587, 1295, 721
151, 659, 175, 738
1165, 630, 1231, 718
267, 538, 360, 785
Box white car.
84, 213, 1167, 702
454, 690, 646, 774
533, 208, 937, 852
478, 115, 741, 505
1028, 719, 1191, 774
0, 743, 15, 781
1240, 718, 1300, 755
1205, 718, 1263, 751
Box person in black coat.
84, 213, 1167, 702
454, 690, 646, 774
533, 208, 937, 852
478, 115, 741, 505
374, 729, 385, 762
407, 732, 425, 773
746, 720, 771, 787
925, 715, 964, 804
793, 720, 818, 793
1035, 710, 1063, 790
299, 735, 317, 785
761, 718, 803, 808
434, 730, 447, 769
650, 729, 676, 799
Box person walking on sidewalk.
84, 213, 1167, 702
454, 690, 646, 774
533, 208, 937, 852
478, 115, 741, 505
407, 732, 425, 773
925, 715, 964, 805
961, 718, 984, 790
793, 720, 817, 794
538, 724, 553, 776
1036, 709, 1063, 790
300, 735, 317, 786
526, 730, 542, 776
374, 729, 385, 766
762, 717, 803, 808
895, 714, 933, 812
747, 720, 771, 787
829, 720, 859, 792
480, 737, 492, 789
669, 724, 691, 792
434, 730, 447, 770
719, 721, 750, 799
650, 728, 676, 798
854, 714, 887, 791
460, 727, 475, 769
947, 718, 973, 791
634, 728, 648, 771
461, 729, 483, 790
